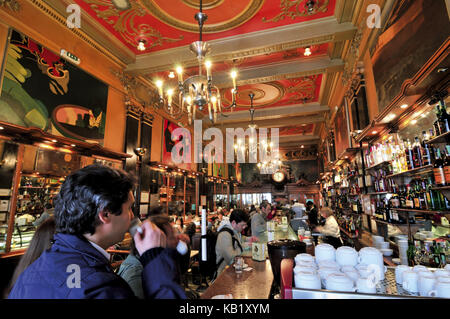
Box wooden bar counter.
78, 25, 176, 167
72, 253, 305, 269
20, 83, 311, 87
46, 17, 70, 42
201, 223, 300, 299
200, 257, 273, 299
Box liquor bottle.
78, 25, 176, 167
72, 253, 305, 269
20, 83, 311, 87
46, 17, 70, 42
434, 102, 442, 137
399, 185, 407, 208
413, 181, 421, 209
420, 131, 432, 166
433, 148, 446, 187
444, 146, 450, 185
412, 137, 423, 168
404, 139, 415, 171
405, 184, 414, 209
438, 98, 450, 135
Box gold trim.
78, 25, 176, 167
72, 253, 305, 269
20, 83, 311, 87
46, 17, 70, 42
221, 82, 285, 107
263, 0, 330, 23
27, 0, 125, 67
0, 0, 20, 12
142, 35, 334, 75
181, 0, 224, 10
140, 0, 264, 33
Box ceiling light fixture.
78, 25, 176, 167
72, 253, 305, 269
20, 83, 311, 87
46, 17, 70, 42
154, 0, 238, 124
304, 46, 312, 56
137, 38, 147, 52
400, 104, 408, 109
306, 0, 316, 13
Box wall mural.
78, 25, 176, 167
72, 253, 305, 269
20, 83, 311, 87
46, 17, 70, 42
0, 29, 108, 144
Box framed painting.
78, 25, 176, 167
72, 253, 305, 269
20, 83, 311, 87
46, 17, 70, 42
0, 30, 108, 144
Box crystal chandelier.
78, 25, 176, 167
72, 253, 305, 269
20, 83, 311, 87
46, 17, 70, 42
232, 93, 282, 174
154, 0, 238, 124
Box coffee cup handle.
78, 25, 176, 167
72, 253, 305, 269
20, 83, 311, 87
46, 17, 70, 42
428, 290, 437, 297
383, 266, 387, 273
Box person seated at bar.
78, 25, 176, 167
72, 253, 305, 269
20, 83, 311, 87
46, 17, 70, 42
266, 204, 277, 221
8, 164, 186, 299
291, 200, 306, 219
4, 217, 56, 298
314, 207, 343, 249
215, 209, 258, 275
33, 203, 55, 227
251, 207, 267, 237
118, 215, 190, 299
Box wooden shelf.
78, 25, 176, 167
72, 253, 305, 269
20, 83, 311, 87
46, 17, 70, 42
386, 165, 433, 178
366, 161, 391, 171
390, 207, 450, 214
366, 192, 390, 195
425, 130, 450, 144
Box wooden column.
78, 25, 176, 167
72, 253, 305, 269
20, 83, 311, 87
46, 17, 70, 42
5, 143, 23, 253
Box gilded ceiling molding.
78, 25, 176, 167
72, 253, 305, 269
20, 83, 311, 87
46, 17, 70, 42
27, 0, 124, 67
83, 0, 183, 50
286, 75, 318, 103
182, 0, 224, 10
140, 0, 264, 33
220, 82, 285, 108
0, 0, 20, 12
233, 69, 326, 87
140, 35, 334, 75
263, 0, 330, 23
341, 19, 364, 87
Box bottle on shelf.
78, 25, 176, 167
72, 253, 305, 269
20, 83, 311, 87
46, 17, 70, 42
443, 146, 450, 185
433, 102, 442, 137
404, 139, 415, 171
421, 131, 432, 166
405, 184, 414, 209
412, 136, 423, 168
433, 148, 446, 187
438, 97, 450, 135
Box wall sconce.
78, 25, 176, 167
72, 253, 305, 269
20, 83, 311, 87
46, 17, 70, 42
134, 148, 147, 157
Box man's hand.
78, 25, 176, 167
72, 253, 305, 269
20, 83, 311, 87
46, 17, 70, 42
134, 220, 167, 256
176, 233, 190, 245
247, 236, 259, 243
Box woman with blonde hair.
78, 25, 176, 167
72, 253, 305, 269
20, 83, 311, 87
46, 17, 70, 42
314, 207, 343, 249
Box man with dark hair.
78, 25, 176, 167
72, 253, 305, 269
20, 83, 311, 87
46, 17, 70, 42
215, 209, 257, 275
9, 164, 186, 299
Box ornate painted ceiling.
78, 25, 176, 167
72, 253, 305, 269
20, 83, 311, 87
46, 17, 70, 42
47, 0, 359, 150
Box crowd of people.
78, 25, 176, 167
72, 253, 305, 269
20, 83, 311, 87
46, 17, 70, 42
3, 164, 343, 299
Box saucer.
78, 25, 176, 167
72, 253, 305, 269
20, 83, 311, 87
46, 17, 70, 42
234, 263, 248, 269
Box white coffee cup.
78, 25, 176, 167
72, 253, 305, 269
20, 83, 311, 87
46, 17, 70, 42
356, 276, 377, 294
294, 265, 317, 275
372, 235, 384, 243
295, 253, 314, 264
379, 242, 390, 249
413, 265, 429, 273
336, 246, 358, 267
402, 270, 419, 293
341, 265, 356, 273
344, 270, 360, 283
433, 269, 450, 278
418, 272, 436, 297
428, 280, 450, 298
395, 265, 411, 284
304, 231, 311, 237
326, 273, 356, 292
437, 275, 450, 283
294, 271, 321, 290
315, 243, 336, 263
318, 268, 341, 287
358, 247, 386, 280
318, 259, 340, 269
296, 260, 318, 269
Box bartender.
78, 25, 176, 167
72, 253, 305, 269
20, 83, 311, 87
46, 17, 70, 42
314, 207, 343, 249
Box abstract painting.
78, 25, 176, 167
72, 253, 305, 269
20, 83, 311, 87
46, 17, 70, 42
0, 30, 108, 144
